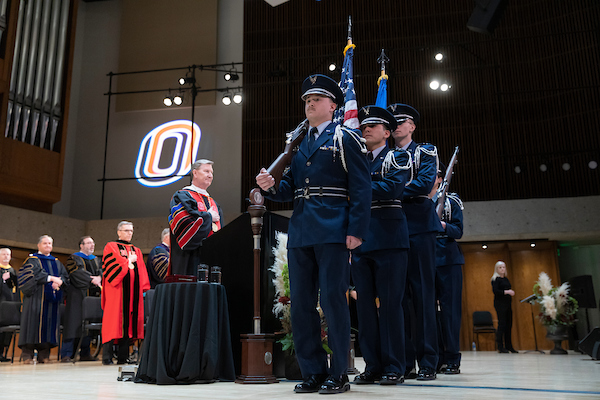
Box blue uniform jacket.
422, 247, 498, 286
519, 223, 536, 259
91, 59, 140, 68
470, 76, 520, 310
402, 141, 443, 235
354, 146, 411, 254
268, 122, 372, 248
435, 193, 465, 266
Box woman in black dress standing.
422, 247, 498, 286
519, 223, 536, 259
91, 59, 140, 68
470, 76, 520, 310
491, 261, 518, 353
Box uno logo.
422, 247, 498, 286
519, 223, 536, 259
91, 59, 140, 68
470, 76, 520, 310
135, 120, 201, 187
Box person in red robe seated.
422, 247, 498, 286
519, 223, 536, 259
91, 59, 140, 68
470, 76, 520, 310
168, 159, 223, 277
101, 221, 150, 365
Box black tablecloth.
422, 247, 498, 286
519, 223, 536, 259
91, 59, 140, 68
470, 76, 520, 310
135, 282, 235, 384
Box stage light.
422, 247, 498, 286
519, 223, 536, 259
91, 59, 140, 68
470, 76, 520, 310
222, 93, 232, 105
435, 52, 444, 62
179, 76, 196, 86
173, 94, 183, 106
233, 92, 243, 104
589, 160, 598, 169
562, 162, 571, 171
514, 166, 522, 174
482, 244, 488, 250
530, 242, 536, 248
429, 80, 440, 90
163, 96, 173, 107
540, 163, 548, 172
178, 77, 186, 86
224, 71, 239, 81
329, 62, 337, 71
440, 83, 450, 91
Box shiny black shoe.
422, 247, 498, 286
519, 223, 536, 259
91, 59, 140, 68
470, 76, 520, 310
380, 372, 404, 385
353, 371, 381, 385
404, 369, 418, 379
416, 367, 436, 381
294, 374, 327, 393
318, 375, 350, 394
507, 348, 519, 354
443, 364, 460, 374
498, 348, 509, 353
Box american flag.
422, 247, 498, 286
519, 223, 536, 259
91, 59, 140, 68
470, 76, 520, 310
334, 44, 358, 128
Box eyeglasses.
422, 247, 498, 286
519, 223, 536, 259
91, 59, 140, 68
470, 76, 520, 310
119, 229, 134, 233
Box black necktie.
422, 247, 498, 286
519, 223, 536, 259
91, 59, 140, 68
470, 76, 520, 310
367, 152, 374, 162
308, 127, 318, 151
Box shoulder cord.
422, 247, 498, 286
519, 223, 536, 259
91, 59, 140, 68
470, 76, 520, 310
382, 150, 414, 186
333, 125, 368, 173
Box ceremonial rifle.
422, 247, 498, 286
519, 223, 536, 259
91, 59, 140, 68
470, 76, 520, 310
435, 146, 459, 219
265, 119, 309, 194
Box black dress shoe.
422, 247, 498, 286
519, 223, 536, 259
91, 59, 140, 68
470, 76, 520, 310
294, 374, 327, 393
443, 364, 460, 374
0, 355, 11, 362
404, 369, 418, 379
102, 359, 114, 365
416, 367, 436, 381
353, 370, 381, 384
380, 372, 404, 385
318, 375, 350, 394
498, 348, 509, 353
507, 348, 519, 354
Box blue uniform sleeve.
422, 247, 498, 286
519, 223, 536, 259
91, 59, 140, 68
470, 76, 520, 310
344, 129, 372, 240
404, 143, 438, 198
444, 197, 464, 240
372, 150, 410, 201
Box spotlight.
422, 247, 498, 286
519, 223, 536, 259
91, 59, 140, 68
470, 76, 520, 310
163, 96, 173, 107
562, 162, 571, 171
514, 166, 522, 174
224, 71, 239, 81
179, 76, 196, 86
589, 160, 598, 170
233, 92, 243, 104
482, 244, 488, 250
222, 93, 232, 105
440, 83, 450, 91
173, 94, 183, 106
530, 242, 536, 248
429, 80, 440, 90
328, 62, 337, 72
434, 52, 444, 62
539, 163, 548, 172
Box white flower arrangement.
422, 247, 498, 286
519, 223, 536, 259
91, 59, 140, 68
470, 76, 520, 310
533, 272, 578, 327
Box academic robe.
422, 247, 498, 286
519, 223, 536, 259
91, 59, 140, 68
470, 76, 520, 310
63, 253, 102, 340
101, 240, 150, 343
168, 189, 222, 276
147, 243, 169, 288
0, 264, 18, 302
18, 253, 68, 348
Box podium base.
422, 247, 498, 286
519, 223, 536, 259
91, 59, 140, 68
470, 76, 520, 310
235, 334, 279, 384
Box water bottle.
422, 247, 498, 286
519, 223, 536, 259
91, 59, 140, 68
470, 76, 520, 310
210, 266, 222, 284
197, 264, 209, 282
472, 341, 477, 351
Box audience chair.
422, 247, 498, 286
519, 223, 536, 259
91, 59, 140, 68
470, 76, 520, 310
473, 311, 496, 350
0, 301, 21, 363
73, 296, 103, 363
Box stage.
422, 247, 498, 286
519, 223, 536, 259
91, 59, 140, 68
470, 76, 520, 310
1, 351, 598, 399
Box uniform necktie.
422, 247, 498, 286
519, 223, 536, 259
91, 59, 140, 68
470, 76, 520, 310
367, 152, 374, 162
308, 127, 318, 152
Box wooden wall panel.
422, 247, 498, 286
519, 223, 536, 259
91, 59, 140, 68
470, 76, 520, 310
461, 241, 562, 352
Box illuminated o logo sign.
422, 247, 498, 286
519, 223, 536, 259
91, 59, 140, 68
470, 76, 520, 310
135, 120, 201, 187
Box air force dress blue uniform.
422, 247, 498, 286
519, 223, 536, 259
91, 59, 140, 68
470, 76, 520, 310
266, 75, 371, 381
388, 103, 443, 378
435, 192, 465, 369
351, 106, 411, 380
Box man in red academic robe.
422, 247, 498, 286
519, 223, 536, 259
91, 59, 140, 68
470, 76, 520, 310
168, 159, 223, 277
101, 221, 150, 365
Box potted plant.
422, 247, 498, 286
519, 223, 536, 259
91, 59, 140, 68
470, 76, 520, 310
532, 272, 579, 354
